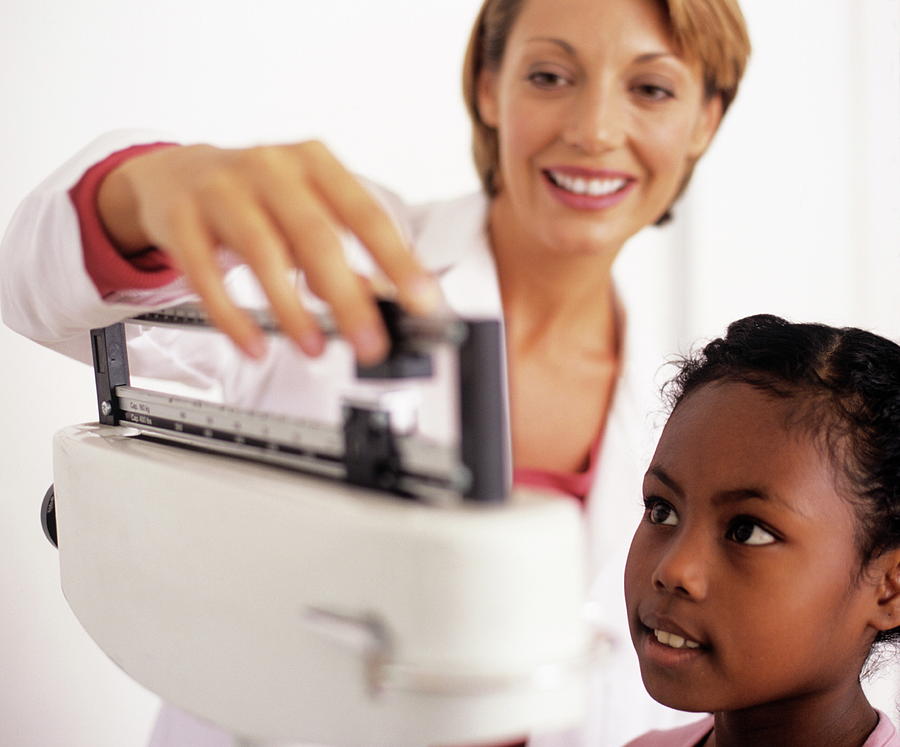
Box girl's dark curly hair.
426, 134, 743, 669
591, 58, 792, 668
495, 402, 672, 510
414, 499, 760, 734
665, 314, 900, 648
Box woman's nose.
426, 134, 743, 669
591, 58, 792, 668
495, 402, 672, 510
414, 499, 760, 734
562, 84, 627, 154
650, 533, 709, 601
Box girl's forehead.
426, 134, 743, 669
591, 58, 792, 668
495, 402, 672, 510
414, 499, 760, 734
651, 382, 846, 514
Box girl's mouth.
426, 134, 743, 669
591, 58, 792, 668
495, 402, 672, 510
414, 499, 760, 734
652, 628, 701, 650
638, 619, 709, 666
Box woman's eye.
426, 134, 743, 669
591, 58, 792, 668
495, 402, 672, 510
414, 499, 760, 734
644, 498, 679, 527
633, 84, 674, 101
528, 71, 568, 90
727, 518, 777, 546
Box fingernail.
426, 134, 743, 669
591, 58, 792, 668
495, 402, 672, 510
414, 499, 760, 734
351, 326, 387, 363
404, 276, 443, 315
299, 330, 326, 357
245, 336, 267, 359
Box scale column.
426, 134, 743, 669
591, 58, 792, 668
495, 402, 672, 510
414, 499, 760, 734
90, 323, 131, 425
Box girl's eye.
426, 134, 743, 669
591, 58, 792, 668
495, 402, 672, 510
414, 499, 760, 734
644, 497, 679, 527
633, 84, 674, 101
528, 71, 569, 90
727, 518, 777, 546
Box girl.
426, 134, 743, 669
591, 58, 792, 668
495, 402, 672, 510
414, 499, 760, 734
1, 0, 750, 744
624, 314, 900, 746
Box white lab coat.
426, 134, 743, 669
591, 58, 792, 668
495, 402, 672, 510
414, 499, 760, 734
0, 131, 697, 746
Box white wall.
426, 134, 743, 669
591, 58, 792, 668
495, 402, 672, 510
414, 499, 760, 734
679, 1, 900, 347
1, 2, 897, 746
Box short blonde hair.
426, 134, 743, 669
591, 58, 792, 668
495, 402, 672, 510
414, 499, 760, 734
462, 0, 752, 224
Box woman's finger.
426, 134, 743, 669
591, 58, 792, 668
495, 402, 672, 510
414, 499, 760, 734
197, 175, 326, 358
161, 201, 268, 358
271, 184, 389, 364
288, 141, 443, 315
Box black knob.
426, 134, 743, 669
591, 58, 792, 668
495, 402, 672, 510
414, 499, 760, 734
41, 484, 57, 548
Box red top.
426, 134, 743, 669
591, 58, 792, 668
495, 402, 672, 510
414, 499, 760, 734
69, 145, 600, 505
513, 442, 600, 505
69, 142, 180, 297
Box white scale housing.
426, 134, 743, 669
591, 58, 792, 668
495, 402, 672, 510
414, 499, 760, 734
53, 423, 592, 746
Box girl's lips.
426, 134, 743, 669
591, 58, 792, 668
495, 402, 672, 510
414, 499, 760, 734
640, 614, 705, 647
636, 614, 709, 667
542, 168, 636, 211
640, 625, 707, 668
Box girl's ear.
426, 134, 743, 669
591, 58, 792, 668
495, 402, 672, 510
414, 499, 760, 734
870, 550, 900, 632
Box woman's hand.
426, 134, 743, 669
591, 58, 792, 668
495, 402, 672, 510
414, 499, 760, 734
96, 141, 441, 363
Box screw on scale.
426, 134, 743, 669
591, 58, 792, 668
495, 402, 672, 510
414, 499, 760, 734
100, 401, 113, 417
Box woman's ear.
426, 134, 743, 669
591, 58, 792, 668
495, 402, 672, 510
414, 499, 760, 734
687, 94, 724, 160
477, 69, 500, 128
869, 550, 900, 632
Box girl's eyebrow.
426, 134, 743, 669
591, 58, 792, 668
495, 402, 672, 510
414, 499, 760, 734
648, 465, 806, 515
648, 466, 772, 503
645, 465, 683, 496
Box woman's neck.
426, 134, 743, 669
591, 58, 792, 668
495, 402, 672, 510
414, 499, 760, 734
487, 196, 621, 359
708, 683, 878, 747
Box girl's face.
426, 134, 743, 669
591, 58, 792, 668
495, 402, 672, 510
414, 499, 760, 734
479, 0, 721, 258
624, 381, 886, 714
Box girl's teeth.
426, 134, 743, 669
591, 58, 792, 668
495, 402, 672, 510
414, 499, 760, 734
654, 629, 700, 649
549, 170, 627, 196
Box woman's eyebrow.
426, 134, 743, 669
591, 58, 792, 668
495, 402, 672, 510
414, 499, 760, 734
524, 40, 683, 71
526, 37, 576, 55
633, 52, 679, 64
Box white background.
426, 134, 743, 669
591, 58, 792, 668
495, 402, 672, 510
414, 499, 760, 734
1, 1, 898, 745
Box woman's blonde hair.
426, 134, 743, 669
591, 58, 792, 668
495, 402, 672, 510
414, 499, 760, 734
461, 0, 751, 224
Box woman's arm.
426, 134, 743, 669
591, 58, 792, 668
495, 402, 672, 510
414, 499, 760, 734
1, 132, 442, 383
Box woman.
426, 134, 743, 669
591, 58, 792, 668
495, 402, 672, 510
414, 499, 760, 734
0, 0, 750, 744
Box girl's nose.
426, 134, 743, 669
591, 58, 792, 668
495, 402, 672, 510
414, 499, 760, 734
562, 84, 627, 155
650, 533, 709, 601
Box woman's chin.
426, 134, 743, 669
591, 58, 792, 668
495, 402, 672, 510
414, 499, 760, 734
537, 223, 629, 259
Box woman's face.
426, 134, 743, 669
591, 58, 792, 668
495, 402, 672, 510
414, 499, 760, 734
479, 0, 721, 257
624, 382, 885, 714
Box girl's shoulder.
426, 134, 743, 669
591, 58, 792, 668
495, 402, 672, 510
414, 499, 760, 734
623, 715, 713, 747
867, 710, 900, 747
623, 710, 898, 747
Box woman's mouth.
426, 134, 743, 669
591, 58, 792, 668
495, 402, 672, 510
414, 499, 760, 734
542, 168, 635, 210
546, 169, 629, 196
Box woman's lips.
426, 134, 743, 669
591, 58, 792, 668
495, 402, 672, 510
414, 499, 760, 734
542, 167, 636, 210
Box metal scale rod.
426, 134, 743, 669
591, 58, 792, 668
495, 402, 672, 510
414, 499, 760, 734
90, 302, 509, 504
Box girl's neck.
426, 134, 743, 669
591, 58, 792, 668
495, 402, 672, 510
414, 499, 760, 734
708, 683, 878, 747
487, 195, 621, 359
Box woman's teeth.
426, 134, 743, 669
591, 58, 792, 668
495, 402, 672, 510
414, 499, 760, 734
548, 170, 627, 196
654, 629, 701, 649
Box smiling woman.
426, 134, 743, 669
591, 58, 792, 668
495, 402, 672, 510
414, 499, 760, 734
464, 0, 749, 224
